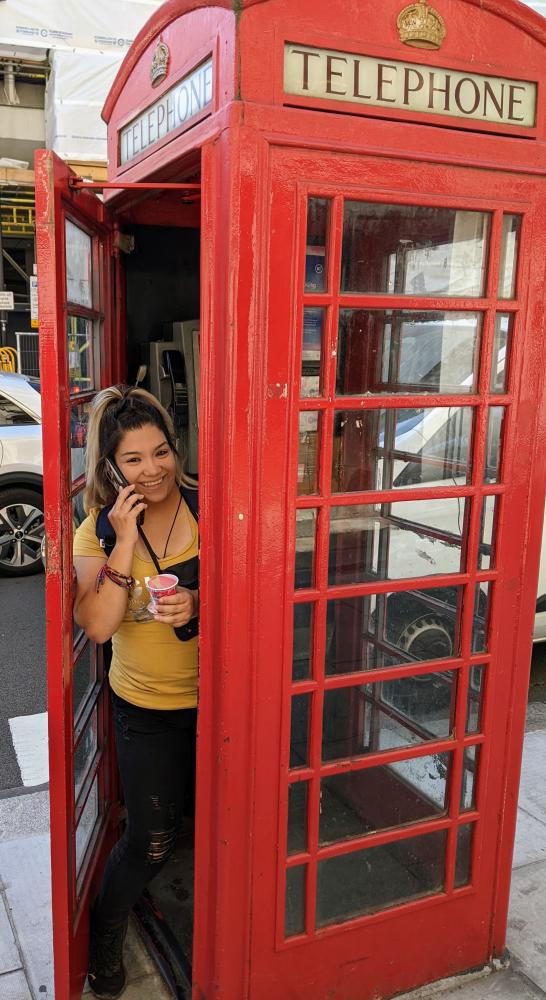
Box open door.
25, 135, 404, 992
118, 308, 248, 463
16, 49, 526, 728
35, 150, 118, 1000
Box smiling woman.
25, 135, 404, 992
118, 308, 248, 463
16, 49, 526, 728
72, 385, 198, 1000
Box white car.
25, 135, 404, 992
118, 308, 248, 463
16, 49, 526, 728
0, 372, 44, 576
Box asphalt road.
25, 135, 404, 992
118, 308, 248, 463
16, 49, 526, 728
0, 572, 46, 792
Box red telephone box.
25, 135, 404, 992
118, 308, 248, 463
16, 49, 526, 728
36, 1, 546, 998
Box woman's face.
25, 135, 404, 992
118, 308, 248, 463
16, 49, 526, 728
113, 423, 177, 504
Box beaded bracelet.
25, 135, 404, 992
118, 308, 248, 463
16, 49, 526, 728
96, 564, 136, 594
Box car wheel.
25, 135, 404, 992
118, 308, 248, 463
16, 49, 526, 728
0, 487, 45, 577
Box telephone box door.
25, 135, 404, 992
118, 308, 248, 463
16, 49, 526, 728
251, 146, 546, 999
35, 150, 118, 1000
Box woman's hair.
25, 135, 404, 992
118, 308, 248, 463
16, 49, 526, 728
83, 385, 196, 512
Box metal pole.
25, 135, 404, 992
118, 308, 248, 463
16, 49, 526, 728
0, 209, 7, 348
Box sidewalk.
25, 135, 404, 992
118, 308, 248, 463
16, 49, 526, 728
1, 703, 545, 1000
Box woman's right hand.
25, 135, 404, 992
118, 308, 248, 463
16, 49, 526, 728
106, 484, 147, 547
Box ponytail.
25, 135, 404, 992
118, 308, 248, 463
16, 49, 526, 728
83, 385, 196, 513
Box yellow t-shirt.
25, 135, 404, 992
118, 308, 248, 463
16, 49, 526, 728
73, 504, 198, 710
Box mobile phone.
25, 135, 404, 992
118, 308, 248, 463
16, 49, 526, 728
105, 458, 145, 526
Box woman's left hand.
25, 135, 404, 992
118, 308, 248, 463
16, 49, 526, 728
152, 587, 197, 627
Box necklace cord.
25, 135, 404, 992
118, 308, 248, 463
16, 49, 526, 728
162, 491, 183, 559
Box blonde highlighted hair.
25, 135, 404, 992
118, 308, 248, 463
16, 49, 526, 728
83, 385, 196, 513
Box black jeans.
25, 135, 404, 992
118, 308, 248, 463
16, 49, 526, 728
93, 690, 197, 927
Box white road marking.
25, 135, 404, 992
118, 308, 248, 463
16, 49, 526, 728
8, 712, 49, 787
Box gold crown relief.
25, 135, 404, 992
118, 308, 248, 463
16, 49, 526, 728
150, 41, 170, 87
397, 1, 446, 49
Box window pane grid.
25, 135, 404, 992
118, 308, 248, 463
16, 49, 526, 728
286, 197, 512, 939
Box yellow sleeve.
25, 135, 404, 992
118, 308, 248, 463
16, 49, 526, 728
73, 510, 105, 559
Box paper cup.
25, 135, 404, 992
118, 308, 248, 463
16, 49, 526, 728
147, 573, 179, 609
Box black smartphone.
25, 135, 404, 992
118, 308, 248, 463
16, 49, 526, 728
105, 458, 145, 526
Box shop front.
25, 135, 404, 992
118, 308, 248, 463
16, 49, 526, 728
35, 1, 546, 998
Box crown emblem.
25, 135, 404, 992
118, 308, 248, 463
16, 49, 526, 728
397, 2, 446, 49
150, 41, 170, 87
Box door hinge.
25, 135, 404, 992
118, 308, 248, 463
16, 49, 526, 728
112, 231, 135, 255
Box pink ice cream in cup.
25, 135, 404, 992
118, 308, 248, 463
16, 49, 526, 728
147, 573, 179, 611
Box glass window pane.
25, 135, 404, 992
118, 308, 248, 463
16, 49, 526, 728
293, 602, 313, 681
455, 823, 475, 887
0, 394, 38, 426
67, 316, 94, 393
322, 678, 454, 762
74, 708, 98, 801
461, 745, 480, 811
466, 666, 485, 734
305, 198, 329, 292
484, 407, 505, 483
285, 865, 306, 937
301, 308, 325, 398
472, 582, 491, 653
70, 400, 92, 482
329, 499, 466, 586
320, 752, 449, 844
316, 829, 446, 926
296, 509, 317, 590
332, 407, 473, 493
337, 311, 481, 396
491, 314, 512, 393
76, 777, 99, 876
66, 219, 93, 307
73, 643, 96, 721
288, 782, 308, 855
498, 215, 521, 300
342, 203, 489, 297
298, 412, 319, 496
479, 496, 499, 570
326, 588, 461, 674
291, 694, 310, 769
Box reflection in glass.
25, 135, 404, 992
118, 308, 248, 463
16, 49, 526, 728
484, 408, 505, 483
67, 315, 94, 392
316, 829, 446, 926
466, 666, 485, 734
74, 708, 98, 800
498, 215, 521, 299
288, 782, 308, 855
295, 509, 317, 590
298, 413, 319, 496
332, 407, 473, 493
479, 496, 498, 570
293, 603, 313, 681
336, 311, 480, 396
322, 678, 454, 762
320, 753, 449, 845
491, 315, 512, 393
291, 694, 310, 769
66, 219, 93, 307
73, 643, 96, 721
329, 499, 466, 586
326, 588, 461, 675
70, 400, 92, 482
461, 745, 480, 811
472, 583, 491, 653
72, 490, 86, 543
76, 777, 99, 875
305, 198, 329, 293
455, 823, 474, 887
286, 865, 306, 937
301, 308, 325, 398
342, 203, 489, 297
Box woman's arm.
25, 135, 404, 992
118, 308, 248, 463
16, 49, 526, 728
73, 483, 146, 644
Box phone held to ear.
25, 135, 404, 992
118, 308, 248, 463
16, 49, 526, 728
105, 458, 145, 526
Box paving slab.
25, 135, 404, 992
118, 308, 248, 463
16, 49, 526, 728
517, 731, 546, 825
0, 791, 49, 843
0, 834, 52, 999
408, 969, 545, 998
0, 899, 20, 976
507, 859, 546, 994
0, 969, 32, 1000
513, 807, 546, 869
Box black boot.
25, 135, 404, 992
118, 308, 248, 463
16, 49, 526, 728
88, 909, 128, 1000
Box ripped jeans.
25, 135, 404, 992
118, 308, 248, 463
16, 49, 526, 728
93, 690, 197, 928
